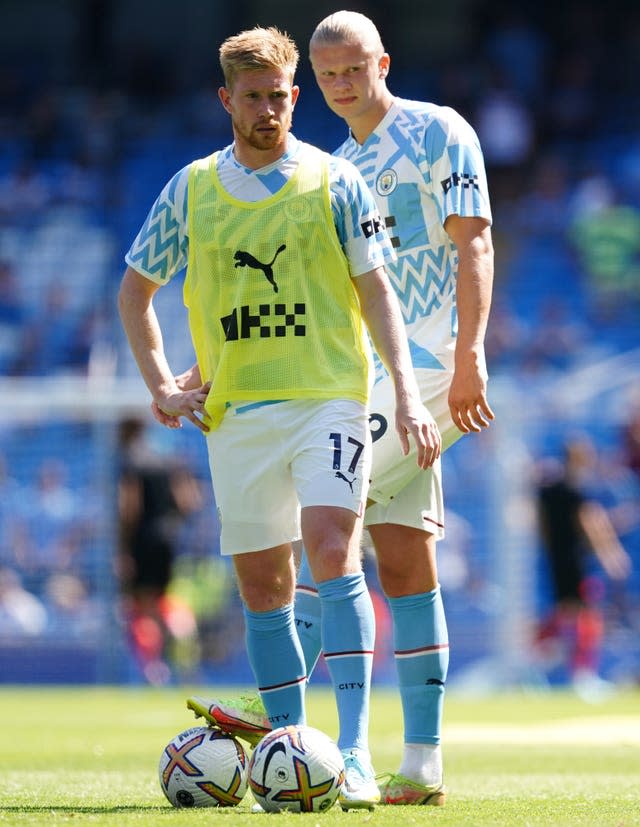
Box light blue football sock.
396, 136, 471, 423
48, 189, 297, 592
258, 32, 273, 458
243, 603, 307, 729
388, 586, 449, 745
294, 549, 323, 677
318, 572, 375, 753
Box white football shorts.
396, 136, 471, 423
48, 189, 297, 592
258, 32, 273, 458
364, 364, 462, 536
206, 398, 372, 556
364, 456, 445, 538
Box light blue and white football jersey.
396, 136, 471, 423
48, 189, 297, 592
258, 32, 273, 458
335, 98, 492, 371
125, 134, 394, 284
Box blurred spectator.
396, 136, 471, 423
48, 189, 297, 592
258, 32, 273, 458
483, 7, 549, 107
0, 259, 24, 325
15, 458, 86, 584
0, 160, 50, 226
43, 572, 102, 641
15, 298, 114, 379
535, 435, 632, 699
118, 417, 202, 684
622, 404, 640, 481
545, 51, 598, 144
0, 259, 26, 372
567, 169, 615, 222
78, 90, 126, 170
568, 186, 640, 312
52, 153, 108, 211
0, 567, 47, 637
484, 297, 528, 372
0, 452, 25, 567
473, 67, 535, 202
76, 305, 116, 377
525, 297, 589, 372
9, 283, 82, 376
508, 154, 571, 237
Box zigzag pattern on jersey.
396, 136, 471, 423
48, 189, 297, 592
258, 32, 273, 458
389, 247, 451, 325
127, 197, 181, 280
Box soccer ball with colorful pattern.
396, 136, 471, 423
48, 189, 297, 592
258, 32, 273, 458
248, 724, 345, 813
158, 726, 248, 808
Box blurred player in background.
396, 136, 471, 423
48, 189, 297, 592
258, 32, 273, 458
536, 435, 632, 699
196, 10, 495, 807
118, 417, 201, 684
119, 25, 439, 810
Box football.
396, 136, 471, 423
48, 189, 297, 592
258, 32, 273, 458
248, 724, 345, 812
158, 726, 249, 808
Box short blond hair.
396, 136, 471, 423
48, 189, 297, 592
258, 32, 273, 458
310, 11, 385, 57
219, 26, 299, 88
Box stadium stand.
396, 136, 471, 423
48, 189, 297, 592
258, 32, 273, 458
0, 0, 638, 687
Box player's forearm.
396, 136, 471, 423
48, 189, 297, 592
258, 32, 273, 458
118, 270, 179, 402
454, 227, 494, 361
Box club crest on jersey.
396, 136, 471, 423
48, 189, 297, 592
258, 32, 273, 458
284, 197, 313, 223
375, 169, 398, 196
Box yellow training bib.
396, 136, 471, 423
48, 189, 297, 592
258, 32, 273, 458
185, 144, 370, 429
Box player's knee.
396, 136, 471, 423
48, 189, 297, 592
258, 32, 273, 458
239, 575, 295, 612
377, 559, 436, 597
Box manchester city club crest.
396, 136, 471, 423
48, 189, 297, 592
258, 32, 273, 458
375, 168, 398, 195
284, 196, 313, 222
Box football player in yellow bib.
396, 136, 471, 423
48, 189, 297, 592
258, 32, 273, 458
119, 25, 440, 811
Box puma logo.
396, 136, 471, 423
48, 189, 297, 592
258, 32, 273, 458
234, 244, 286, 293
335, 471, 356, 492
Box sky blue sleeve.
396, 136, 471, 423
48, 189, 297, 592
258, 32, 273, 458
426, 107, 492, 224
124, 164, 190, 283
328, 157, 396, 276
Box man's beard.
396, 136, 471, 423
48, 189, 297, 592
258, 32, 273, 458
234, 117, 290, 151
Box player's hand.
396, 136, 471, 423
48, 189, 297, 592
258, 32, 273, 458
153, 383, 211, 433
151, 400, 182, 429
448, 348, 495, 434
395, 399, 441, 469
151, 372, 209, 429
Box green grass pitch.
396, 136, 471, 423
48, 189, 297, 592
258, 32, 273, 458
1, 685, 639, 825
